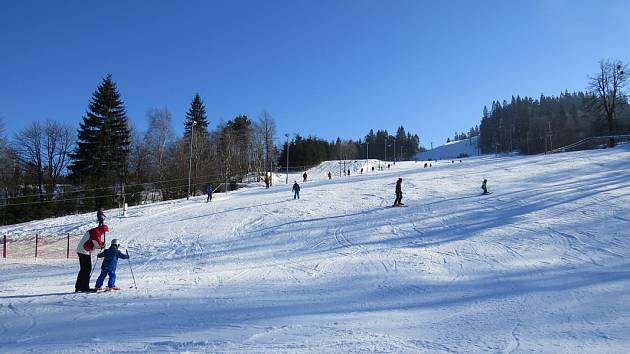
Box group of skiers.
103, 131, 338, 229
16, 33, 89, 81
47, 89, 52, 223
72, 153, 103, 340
75, 209, 130, 293
73, 161, 489, 292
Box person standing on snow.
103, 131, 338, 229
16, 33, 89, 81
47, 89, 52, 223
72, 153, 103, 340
97, 207, 105, 227
302, 171, 307, 182
75, 224, 108, 292
292, 181, 301, 200
393, 178, 404, 206
206, 184, 213, 202
95, 239, 129, 291
264, 175, 270, 189
481, 179, 488, 194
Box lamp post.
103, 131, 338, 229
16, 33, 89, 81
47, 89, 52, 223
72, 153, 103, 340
285, 133, 289, 184
366, 142, 369, 172
393, 138, 396, 165
187, 120, 197, 200
383, 140, 387, 170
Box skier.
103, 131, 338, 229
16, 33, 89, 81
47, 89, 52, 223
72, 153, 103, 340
481, 179, 489, 194
97, 207, 105, 227
387, 164, 390, 169
206, 184, 213, 202
327, 171, 332, 180
347, 169, 350, 176
75, 224, 108, 292
264, 175, 270, 189
94, 239, 129, 291
360, 168, 363, 174
302, 171, 307, 182
292, 181, 301, 200
393, 178, 404, 206
424, 163, 427, 168
372, 166, 374, 172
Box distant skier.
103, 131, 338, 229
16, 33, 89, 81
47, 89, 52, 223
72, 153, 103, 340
347, 169, 350, 176
387, 164, 390, 169
360, 168, 363, 174
393, 178, 404, 206
75, 225, 108, 292
264, 175, 270, 189
327, 171, 332, 180
95, 238, 129, 291
481, 179, 489, 194
303, 172, 307, 182
97, 207, 105, 227
371, 166, 374, 172
292, 181, 301, 200
206, 184, 213, 202
424, 163, 427, 168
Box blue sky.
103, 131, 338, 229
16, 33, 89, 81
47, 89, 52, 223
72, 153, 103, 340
1, 1, 629, 148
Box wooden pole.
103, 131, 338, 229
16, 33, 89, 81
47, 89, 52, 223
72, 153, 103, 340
67, 233, 70, 259
35, 234, 38, 258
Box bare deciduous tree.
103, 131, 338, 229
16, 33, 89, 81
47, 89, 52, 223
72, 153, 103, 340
144, 107, 174, 180
43, 120, 73, 195
588, 59, 629, 146
15, 121, 45, 196
14, 119, 73, 199
257, 110, 276, 185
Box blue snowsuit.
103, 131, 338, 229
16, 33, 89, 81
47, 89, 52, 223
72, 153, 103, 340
95, 247, 129, 289
207, 185, 213, 202
292, 182, 300, 199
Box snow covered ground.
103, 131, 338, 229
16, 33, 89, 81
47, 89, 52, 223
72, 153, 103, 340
2, 146, 630, 353
415, 136, 480, 161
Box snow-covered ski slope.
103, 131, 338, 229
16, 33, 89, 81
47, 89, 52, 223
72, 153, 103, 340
415, 136, 480, 160
2, 146, 630, 353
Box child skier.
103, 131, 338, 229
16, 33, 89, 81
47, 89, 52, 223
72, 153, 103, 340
292, 181, 301, 200
95, 239, 129, 291
393, 178, 404, 206
481, 179, 489, 194
97, 207, 105, 227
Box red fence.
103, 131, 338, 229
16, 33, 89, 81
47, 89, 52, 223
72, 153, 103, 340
2, 233, 84, 259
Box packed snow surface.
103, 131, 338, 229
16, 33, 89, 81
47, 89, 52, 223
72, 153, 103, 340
2, 146, 630, 353
415, 136, 480, 160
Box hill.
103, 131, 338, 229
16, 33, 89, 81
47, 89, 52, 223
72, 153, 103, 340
1, 145, 630, 352
415, 135, 480, 160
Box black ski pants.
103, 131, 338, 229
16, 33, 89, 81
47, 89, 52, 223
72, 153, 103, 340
75, 253, 92, 292
394, 192, 403, 206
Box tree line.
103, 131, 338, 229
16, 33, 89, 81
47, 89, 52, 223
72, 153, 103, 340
0, 75, 423, 225
278, 126, 424, 169
479, 59, 630, 154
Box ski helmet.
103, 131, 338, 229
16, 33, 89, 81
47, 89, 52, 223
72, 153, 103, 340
111, 239, 121, 247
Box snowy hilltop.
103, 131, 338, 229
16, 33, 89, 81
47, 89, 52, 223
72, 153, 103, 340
1, 145, 630, 353
415, 135, 481, 160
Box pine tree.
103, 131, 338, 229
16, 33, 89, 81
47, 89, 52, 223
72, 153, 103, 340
184, 93, 209, 137
69, 74, 130, 208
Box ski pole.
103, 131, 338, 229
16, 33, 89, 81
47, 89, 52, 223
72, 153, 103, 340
126, 249, 137, 290
90, 255, 100, 278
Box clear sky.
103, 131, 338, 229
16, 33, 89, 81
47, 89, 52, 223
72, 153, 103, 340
1, 0, 629, 148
